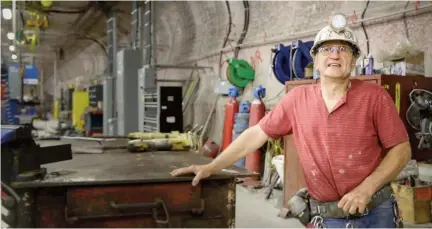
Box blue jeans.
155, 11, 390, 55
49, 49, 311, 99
322, 197, 398, 228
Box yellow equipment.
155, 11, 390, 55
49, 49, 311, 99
128, 138, 192, 153
127, 131, 195, 153
53, 99, 60, 119
72, 91, 89, 132
26, 12, 48, 28
17, 29, 39, 51
40, 0, 53, 8
128, 131, 181, 140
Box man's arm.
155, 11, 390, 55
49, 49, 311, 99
339, 88, 411, 214
361, 88, 412, 195
207, 125, 270, 172
358, 140, 411, 197
208, 90, 297, 172
171, 89, 298, 185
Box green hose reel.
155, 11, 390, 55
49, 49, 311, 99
226, 58, 255, 88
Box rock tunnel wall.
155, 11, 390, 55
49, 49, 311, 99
45, 1, 432, 144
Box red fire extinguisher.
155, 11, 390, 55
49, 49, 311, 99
221, 86, 240, 151
246, 85, 266, 175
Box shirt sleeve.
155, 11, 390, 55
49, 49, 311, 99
258, 88, 298, 139
373, 88, 409, 148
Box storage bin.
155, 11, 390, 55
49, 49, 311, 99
391, 182, 432, 224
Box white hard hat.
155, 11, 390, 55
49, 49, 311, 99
310, 13, 361, 58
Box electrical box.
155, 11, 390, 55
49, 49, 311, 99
159, 86, 183, 133
138, 66, 158, 132
138, 82, 183, 132
7, 64, 22, 100
116, 48, 142, 136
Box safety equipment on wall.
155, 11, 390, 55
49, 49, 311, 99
406, 89, 432, 150
246, 85, 266, 176
310, 12, 361, 58
272, 40, 314, 85
226, 58, 255, 88
221, 86, 240, 151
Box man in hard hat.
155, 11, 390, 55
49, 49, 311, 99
171, 13, 410, 228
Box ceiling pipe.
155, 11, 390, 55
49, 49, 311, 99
176, 4, 432, 65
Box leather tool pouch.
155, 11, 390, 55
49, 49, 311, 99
282, 188, 312, 226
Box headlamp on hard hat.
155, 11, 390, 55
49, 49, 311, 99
329, 13, 348, 33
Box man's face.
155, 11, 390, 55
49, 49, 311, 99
314, 40, 355, 79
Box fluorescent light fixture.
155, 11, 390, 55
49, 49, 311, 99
9, 45, 15, 52
7, 32, 14, 40
2, 8, 12, 20
11, 54, 17, 60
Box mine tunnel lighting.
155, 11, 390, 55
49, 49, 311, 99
9, 45, 15, 52
11, 54, 17, 60
2, 8, 12, 20
7, 32, 15, 40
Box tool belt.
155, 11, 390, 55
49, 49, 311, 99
309, 184, 393, 219
283, 184, 393, 226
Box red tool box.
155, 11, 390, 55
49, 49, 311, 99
10, 150, 256, 228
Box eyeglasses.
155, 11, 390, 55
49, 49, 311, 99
317, 45, 353, 55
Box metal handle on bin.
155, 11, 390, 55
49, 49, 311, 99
65, 198, 171, 227
109, 198, 170, 227
109, 201, 159, 210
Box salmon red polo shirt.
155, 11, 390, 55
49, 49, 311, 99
259, 79, 409, 202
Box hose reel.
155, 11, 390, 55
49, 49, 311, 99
226, 58, 255, 88
272, 40, 314, 85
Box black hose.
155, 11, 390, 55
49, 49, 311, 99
42, 8, 88, 14
222, 0, 232, 49
234, 0, 250, 58
1, 182, 21, 203
361, 0, 370, 55
218, 0, 233, 79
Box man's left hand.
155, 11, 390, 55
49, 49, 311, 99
337, 187, 372, 215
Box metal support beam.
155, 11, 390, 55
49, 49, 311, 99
12, 0, 16, 48
39, 67, 44, 102
150, 1, 156, 66
144, 64, 213, 70
53, 56, 57, 99
131, 0, 138, 49
103, 12, 117, 136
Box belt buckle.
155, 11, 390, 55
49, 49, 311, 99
346, 208, 369, 219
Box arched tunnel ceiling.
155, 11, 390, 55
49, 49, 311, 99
3, 1, 429, 96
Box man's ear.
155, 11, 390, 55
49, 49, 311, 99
313, 56, 318, 71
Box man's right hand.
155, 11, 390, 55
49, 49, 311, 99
171, 164, 214, 186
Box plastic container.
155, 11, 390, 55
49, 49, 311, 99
271, 155, 284, 184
